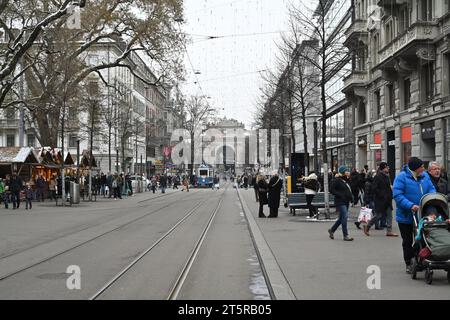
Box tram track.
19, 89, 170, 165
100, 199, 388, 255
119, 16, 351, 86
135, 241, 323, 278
89, 186, 227, 300
0, 190, 202, 281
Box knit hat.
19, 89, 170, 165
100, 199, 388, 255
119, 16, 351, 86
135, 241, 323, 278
379, 162, 389, 171
338, 166, 348, 174
408, 157, 424, 172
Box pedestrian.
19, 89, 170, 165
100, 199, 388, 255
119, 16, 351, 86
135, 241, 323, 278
10, 172, 23, 210
349, 168, 360, 206
358, 169, 366, 206
252, 175, 259, 202
49, 177, 56, 201
304, 173, 320, 219
328, 166, 354, 241
106, 173, 113, 198
0, 178, 6, 209
257, 175, 269, 218
182, 176, 189, 192
160, 174, 167, 194
112, 174, 119, 200
100, 173, 107, 197
393, 157, 436, 274
212, 175, 219, 190
355, 170, 376, 230
426, 162, 449, 196
151, 176, 157, 194
363, 163, 399, 237
25, 183, 33, 210
268, 171, 282, 218
36, 174, 46, 202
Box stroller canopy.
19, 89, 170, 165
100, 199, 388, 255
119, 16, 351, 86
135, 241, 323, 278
419, 193, 449, 220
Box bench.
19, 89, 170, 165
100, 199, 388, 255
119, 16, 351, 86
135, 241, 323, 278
287, 193, 336, 217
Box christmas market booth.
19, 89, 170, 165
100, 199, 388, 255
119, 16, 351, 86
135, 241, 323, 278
0, 147, 41, 181
36, 147, 76, 180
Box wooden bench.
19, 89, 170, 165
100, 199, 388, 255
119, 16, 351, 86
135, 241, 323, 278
287, 193, 335, 217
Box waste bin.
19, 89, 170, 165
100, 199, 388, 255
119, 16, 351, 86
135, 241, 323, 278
70, 182, 80, 204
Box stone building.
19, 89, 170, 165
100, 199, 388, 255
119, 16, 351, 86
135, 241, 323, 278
346, 0, 450, 180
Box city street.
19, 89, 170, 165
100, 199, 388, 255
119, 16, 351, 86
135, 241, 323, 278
0, 185, 448, 300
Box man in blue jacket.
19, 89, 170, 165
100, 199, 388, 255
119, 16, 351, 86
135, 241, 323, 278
393, 157, 436, 274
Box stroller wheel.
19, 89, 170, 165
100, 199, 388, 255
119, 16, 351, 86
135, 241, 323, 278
425, 269, 433, 285
411, 259, 418, 280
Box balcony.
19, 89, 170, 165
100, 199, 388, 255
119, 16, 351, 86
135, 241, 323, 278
342, 71, 369, 96
377, 22, 439, 69
0, 119, 19, 129
344, 19, 368, 49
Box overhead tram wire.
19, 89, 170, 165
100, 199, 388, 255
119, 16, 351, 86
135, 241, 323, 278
176, 20, 214, 111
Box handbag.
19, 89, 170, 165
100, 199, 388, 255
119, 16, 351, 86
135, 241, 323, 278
358, 207, 373, 224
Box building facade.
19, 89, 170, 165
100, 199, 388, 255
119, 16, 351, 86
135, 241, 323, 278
346, 0, 450, 180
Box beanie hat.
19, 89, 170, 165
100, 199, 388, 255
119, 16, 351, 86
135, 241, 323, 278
338, 166, 348, 175
379, 162, 388, 171
408, 157, 424, 172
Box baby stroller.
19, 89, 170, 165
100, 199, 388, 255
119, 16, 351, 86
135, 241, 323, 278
410, 193, 450, 285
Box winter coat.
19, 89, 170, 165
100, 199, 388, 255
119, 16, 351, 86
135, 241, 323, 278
330, 175, 353, 206
372, 171, 393, 213
9, 176, 23, 193
25, 188, 33, 199
160, 176, 167, 188
363, 176, 374, 205
36, 177, 45, 188
427, 172, 449, 196
257, 179, 269, 205
268, 176, 282, 208
349, 172, 360, 191
393, 166, 437, 225
304, 175, 320, 194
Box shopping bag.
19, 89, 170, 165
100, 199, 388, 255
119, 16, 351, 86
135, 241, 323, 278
358, 207, 373, 224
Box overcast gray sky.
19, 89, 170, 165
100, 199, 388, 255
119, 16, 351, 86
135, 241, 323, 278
181, 0, 290, 128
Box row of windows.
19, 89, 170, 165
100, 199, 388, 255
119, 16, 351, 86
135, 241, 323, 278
0, 134, 36, 147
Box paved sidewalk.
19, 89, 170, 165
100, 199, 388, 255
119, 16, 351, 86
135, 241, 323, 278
238, 188, 450, 300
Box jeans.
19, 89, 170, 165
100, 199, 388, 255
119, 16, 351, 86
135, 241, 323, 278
398, 223, 415, 266
161, 187, 166, 194
368, 207, 393, 232
331, 204, 350, 237
1, 192, 8, 208
12, 192, 20, 209
26, 198, 32, 209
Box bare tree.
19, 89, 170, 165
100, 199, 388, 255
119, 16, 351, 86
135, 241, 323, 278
1, 0, 186, 148
182, 95, 215, 175
289, 1, 350, 165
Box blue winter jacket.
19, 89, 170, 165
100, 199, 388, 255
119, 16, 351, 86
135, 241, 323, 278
393, 166, 436, 225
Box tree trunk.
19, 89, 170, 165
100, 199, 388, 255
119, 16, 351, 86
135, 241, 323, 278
302, 105, 308, 173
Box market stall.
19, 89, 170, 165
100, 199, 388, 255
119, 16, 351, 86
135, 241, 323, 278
0, 146, 41, 186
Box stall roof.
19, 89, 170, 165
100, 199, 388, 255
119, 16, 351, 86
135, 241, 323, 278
0, 147, 40, 164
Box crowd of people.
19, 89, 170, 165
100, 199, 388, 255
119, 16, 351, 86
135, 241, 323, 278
0, 171, 197, 210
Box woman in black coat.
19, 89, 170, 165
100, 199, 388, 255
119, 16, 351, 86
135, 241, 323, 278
257, 175, 269, 218
268, 171, 282, 218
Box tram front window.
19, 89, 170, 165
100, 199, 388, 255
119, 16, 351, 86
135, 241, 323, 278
199, 170, 208, 176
